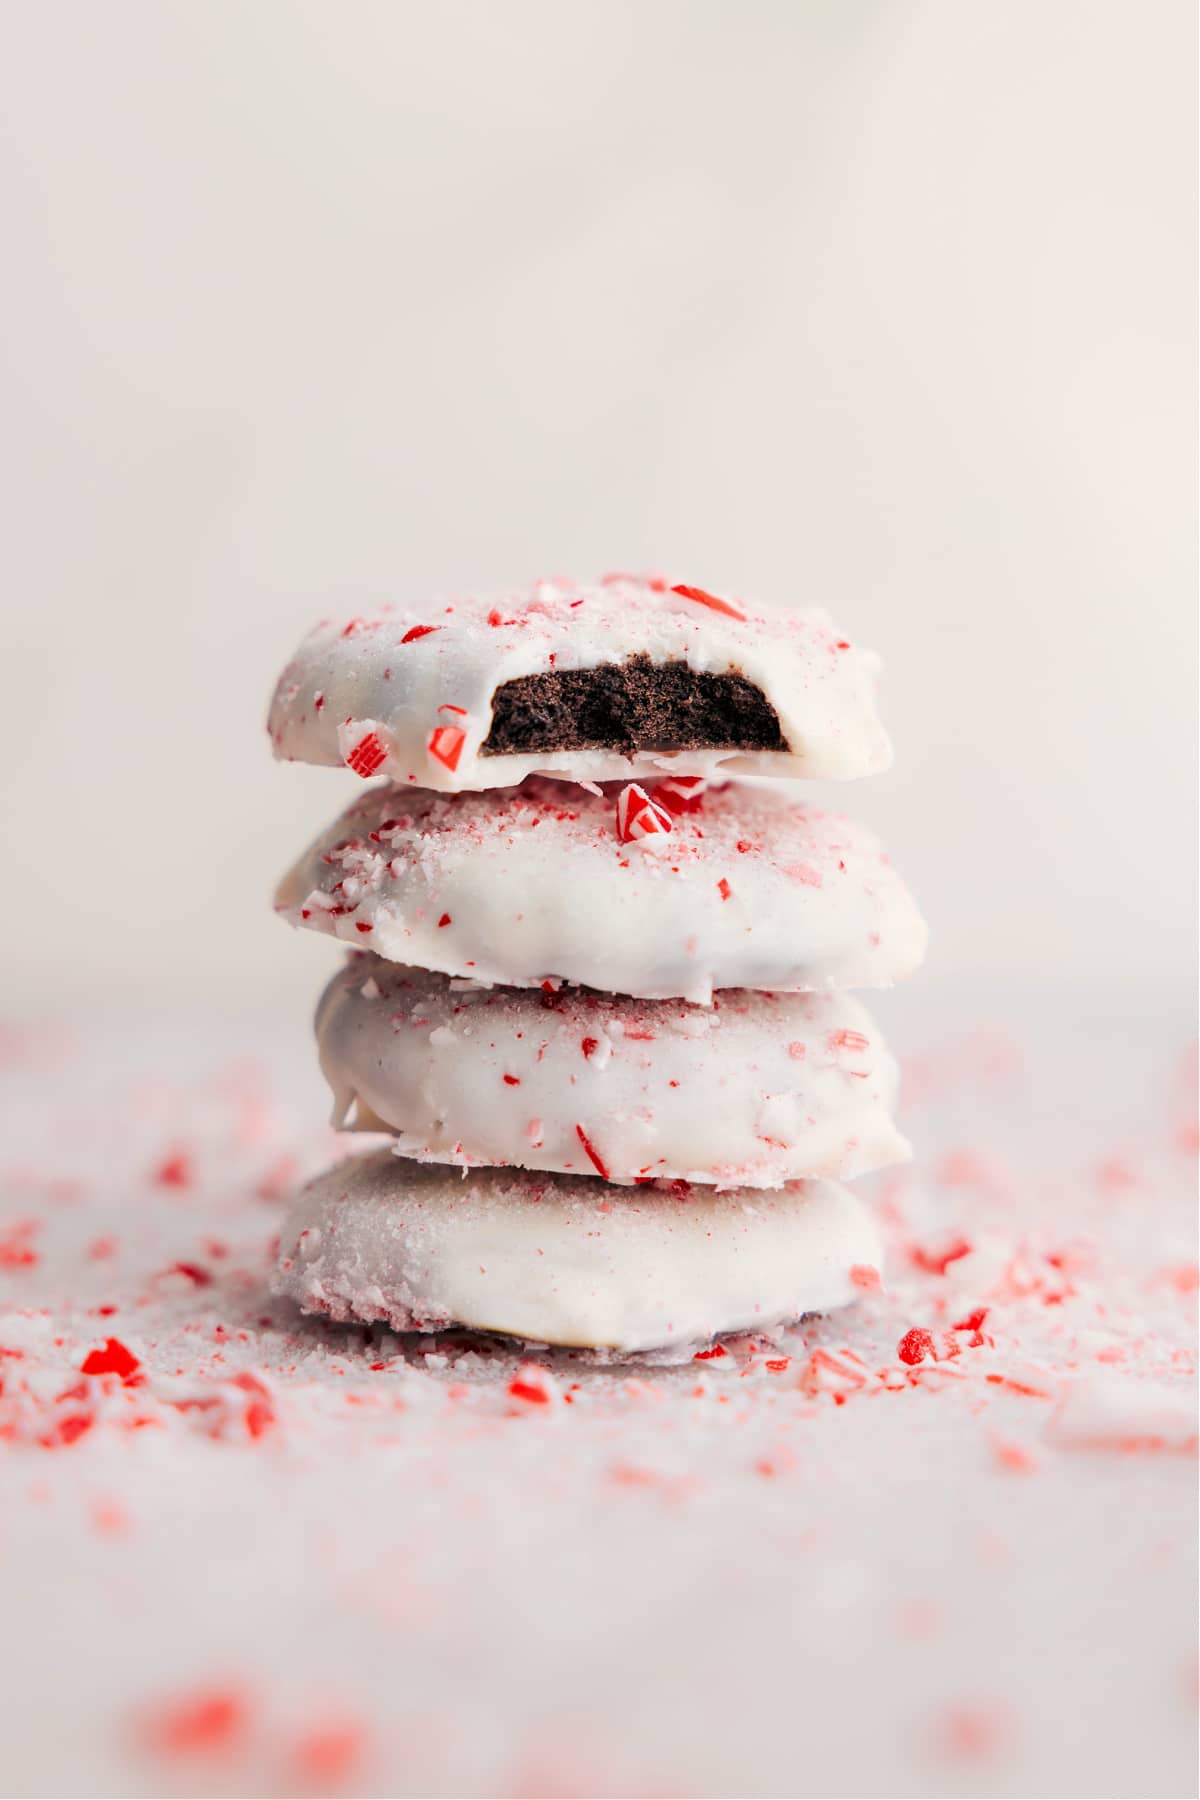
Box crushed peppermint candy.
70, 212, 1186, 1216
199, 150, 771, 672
656, 774, 708, 813
338, 722, 390, 780
615, 783, 673, 845
427, 723, 466, 772
0, 1008, 1192, 1796
670, 582, 748, 622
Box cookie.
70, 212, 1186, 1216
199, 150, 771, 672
273, 1150, 884, 1352
316, 955, 910, 1186
267, 575, 891, 792
275, 777, 927, 1004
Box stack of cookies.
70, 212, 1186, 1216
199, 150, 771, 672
267, 576, 926, 1354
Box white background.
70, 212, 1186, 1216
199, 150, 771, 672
0, 0, 1194, 1042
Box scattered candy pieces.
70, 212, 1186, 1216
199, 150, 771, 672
0, 944, 1192, 1800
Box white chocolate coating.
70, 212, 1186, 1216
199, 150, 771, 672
273, 1150, 884, 1351
266, 576, 892, 791
316, 955, 910, 1187
275, 778, 927, 1004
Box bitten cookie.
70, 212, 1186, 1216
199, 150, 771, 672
267, 575, 891, 792
273, 1150, 885, 1352
275, 777, 927, 1004
316, 955, 910, 1186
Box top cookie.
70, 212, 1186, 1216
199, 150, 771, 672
267, 575, 891, 792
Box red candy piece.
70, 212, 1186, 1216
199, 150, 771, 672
898, 1327, 935, 1366
656, 774, 707, 814
50, 1413, 94, 1447
427, 724, 466, 772
400, 624, 439, 643
0, 1221, 38, 1268
953, 1306, 990, 1337
170, 1262, 212, 1287
911, 1236, 972, 1276
81, 1337, 141, 1381
994, 1440, 1037, 1473
153, 1151, 193, 1189
509, 1378, 550, 1405
575, 1124, 610, 1178
293, 1723, 364, 1782
615, 783, 672, 844
232, 1370, 275, 1439
670, 582, 747, 622
147, 1688, 246, 1755
344, 731, 388, 779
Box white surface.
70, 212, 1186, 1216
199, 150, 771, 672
0, 996, 1194, 1798
267, 575, 892, 788
0, 1, 1195, 1026
276, 777, 927, 1003
314, 954, 908, 1186
275, 1149, 882, 1351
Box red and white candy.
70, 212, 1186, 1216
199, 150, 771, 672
336, 719, 392, 780
655, 774, 708, 813
615, 783, 673, 845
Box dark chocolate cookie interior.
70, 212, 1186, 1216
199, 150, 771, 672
481, 656, 787, 756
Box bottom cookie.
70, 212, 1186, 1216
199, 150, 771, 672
274, 1151, 883, 1353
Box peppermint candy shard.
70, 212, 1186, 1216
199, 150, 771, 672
670, 582, 748, 622
427, 724, 466, 773
615, 783, 673, 845
656, 774, 707, 815
338, 720, 391, 780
